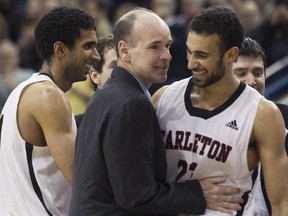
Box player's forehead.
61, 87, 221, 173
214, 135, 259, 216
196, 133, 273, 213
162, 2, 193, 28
187, 32, 220, 53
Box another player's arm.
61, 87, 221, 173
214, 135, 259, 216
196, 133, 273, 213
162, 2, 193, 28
254, 98, 288, 215
25, 83, 75, 185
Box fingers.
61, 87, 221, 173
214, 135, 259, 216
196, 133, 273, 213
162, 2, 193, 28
222, 194, 244, 204
215, 203, 242, 214
199, 177, 241, 194
206, 196, 242, 213
201, 177, 241, 193
203, 176, 227, 184
221, 185, 241, 195
199, 176, 244, 213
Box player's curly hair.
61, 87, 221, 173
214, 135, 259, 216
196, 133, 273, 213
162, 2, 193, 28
34, 6, 96, 62
189, 6, 244, 56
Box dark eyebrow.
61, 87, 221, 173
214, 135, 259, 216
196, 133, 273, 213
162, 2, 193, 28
252, 66, 264, 71
186, 45, 208, 55
233, 68, 246, 72
85, 41, 97, 47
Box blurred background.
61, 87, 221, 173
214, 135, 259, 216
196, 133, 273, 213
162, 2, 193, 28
0, 0, 287, 114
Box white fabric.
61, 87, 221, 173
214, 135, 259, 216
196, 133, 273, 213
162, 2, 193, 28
251, 165, 270, 216
0, 73, 74, 216
156, 78, 262, 216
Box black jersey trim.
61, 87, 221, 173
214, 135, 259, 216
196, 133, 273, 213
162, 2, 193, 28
0, 114, 3, 147
260, 167, 272, 215
25, 142, 53, 216
184, 78, 246, 119
235, 166, 258, 216
38, 73, 54, 82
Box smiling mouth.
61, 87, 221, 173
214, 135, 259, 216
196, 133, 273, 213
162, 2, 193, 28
192, 70, 207, 80
193, 70, 206, 75
156, 65, 168, 71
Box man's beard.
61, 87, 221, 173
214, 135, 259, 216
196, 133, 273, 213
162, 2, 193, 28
192, 59, 226, 88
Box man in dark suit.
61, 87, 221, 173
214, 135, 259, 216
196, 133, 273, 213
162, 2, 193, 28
70, 8, 243, 216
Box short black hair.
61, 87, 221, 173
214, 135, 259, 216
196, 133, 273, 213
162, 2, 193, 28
189, 6, 244, 55
34, 6, 96, 62
239, 37, 266, 70
93, 34, 114, 73
91, 34, 115, 91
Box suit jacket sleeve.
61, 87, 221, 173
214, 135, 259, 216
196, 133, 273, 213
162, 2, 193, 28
103, 97, 206, 215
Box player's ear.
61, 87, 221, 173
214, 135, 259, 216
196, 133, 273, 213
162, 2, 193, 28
54, 41, 66, 56
224, 46, 239, 63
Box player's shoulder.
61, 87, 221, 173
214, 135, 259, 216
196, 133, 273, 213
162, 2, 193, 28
21, 80, 68, 111
255, 97, 284, 125
151, 85, 169, 110
152, 77, 190, 103
259, 97, 280, 113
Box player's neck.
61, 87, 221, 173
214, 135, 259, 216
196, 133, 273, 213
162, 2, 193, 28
191, 78, 240, 110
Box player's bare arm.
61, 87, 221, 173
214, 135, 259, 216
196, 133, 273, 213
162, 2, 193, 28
254, 97, 288, 215
18, 81, 76, 185
150, 85, 169, 110
151, 85, 243, 213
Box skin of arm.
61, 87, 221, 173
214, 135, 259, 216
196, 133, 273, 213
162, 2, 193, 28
254, 97, 288, 215
151, 85, 169, 111
17, 81, 76, 185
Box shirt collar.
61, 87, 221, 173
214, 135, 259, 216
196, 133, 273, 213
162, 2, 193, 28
129, 73, 151, 100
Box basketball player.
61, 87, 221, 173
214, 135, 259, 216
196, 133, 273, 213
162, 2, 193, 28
233, 37, 288, 216
152, 7, 288, 215
0, 7, 100, 215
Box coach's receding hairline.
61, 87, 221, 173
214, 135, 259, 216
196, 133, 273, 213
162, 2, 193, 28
119, 8, 159, 23
115, 8, 164, 48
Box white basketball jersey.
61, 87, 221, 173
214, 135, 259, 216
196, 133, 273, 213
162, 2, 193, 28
0, 73, 74, 216
156, 77, 262, 216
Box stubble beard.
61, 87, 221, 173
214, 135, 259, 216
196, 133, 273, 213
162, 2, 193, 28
192, 59, 226, 88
